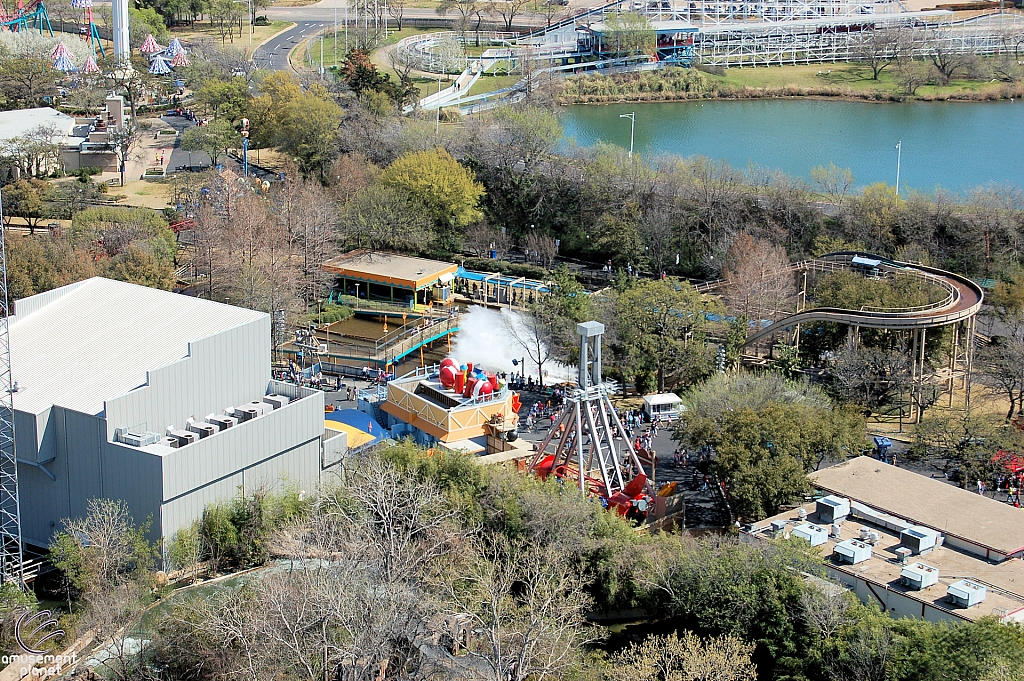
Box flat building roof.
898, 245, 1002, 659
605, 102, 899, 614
752, 499, 1024, 622
10, 278, 264, 416
322, 250, 458, 291
810, 456, 1024, 558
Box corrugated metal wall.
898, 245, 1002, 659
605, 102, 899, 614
17, 314, 333, 550
103, 316, 271, 441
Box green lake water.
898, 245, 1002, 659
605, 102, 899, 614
559, 99, 1024, 193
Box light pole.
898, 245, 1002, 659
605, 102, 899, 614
241, 117, 249, 177
895, 140, 902, 197
619, 111, 635, 159
233, 0, 253, 53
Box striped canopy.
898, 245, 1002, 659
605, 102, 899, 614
165, 38, 186, 58
140, 34, 162, 54
148, 55, 172, 75
170, 51, 190, 68
51, 41, 72, 60
53, 53, 78, 73
82, 55, 100, 74
70, 0, 93, 7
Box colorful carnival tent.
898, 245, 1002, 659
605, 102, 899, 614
52, 52, 77, 73
81, 54, 100, 73
147, 54, 171, 74
165, 37, 185, 58
139, 33, 162, 54
51, 40, 71, 60
170, 50, 190, 68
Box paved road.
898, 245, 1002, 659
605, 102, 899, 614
255, 20, 330, 71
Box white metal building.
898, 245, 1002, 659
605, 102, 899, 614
8, 278, 341, 550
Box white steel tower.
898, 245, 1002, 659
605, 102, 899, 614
112, 0, 130, 61
0, 188, 23, 585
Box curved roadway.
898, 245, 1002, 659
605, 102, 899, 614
741, 252, 984, 346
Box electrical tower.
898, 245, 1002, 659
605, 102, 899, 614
0, 187, 24, 585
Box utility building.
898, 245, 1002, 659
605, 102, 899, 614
9, 278, 341, 550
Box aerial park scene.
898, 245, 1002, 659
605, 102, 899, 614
3, 0, 1024, 677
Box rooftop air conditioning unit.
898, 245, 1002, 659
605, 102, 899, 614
236, 406, 259, 422
946, 579, 987, 608
160, 436, 179, 449
167, 429, 197, 447
208, 415, 237, 431
242, 401, 270, 417
119, 430, 159, 447
770, 520, 788, 537
263, 394, 290, 410
900, 526, 941, 555
187, 422, 217, 439
900, 562, 939, 590
833, 539, 872, 565
791, 522, 829, 547
816, 495, 851, 524
895, 547, 913, 564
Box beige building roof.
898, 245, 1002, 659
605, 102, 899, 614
753, 500, 1024, 622
322, 251, 457, 291
810, 456, 1024, 557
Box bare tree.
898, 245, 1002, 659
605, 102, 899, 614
927, 33, 970, 84
387, 0, 409, 30
800, 584, 856, 641
611, 631, 758, 681
488, 0, 531, 31
523, 231, 557, 268
721, 234, 795, 323
856, 27, 902, 80
503, 306, 555, 387
811, 163, 855, 210
441, 538, 594, 681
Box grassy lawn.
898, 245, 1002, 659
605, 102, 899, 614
466, 73, 520, 97
704, 62, 1007, 99
170, 19, 293, 48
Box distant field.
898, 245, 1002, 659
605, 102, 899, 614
705, 62, 1008, 99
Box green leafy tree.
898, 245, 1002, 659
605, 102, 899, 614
181, 118, 237, 166
601, 12, 656, 56
275, 92, 344, 181
0, 178, 50, 231
193, 77, 252, 122
908, 410, 1024, 486
615, 278, 723, 392
378, 148, 485, 253
0, 54, 57, 109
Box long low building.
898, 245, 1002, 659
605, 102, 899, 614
745, 457, 1024, 624
9, 278, 345, 551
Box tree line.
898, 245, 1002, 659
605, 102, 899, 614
15, 441, 1023, 681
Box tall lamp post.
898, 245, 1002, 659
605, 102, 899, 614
895, 140, 902, 197
241, 117, 250, 177
619, 111, 635, 159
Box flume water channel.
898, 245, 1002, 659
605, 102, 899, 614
559, 99, 1024, 193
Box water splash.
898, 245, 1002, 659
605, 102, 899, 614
450, 306, 574, 383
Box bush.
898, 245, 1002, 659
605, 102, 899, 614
304, 303, 353, 325
461, 257, 549, 280
76, 166, 103, 177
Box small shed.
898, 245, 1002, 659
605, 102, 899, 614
642, 393, 684, 421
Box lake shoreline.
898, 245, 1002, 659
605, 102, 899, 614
556, 84, 1024, 106
558, 98, 1024, 191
